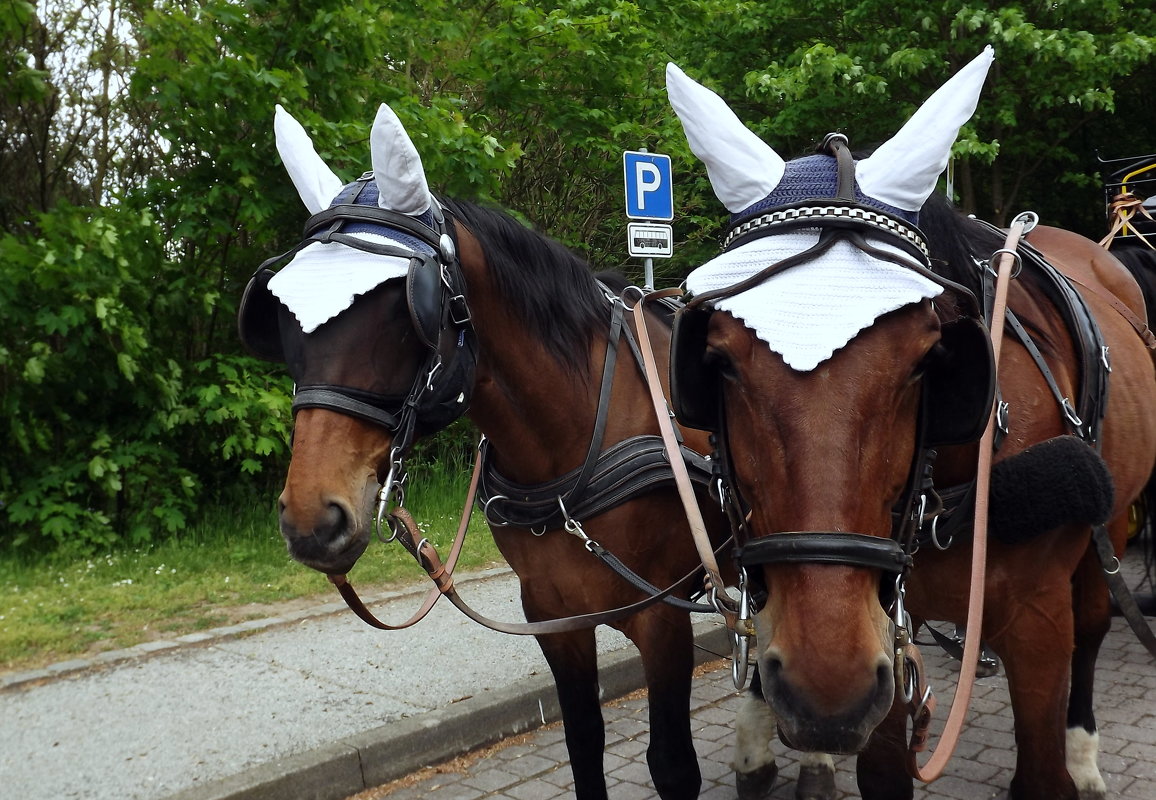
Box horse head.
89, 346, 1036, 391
666, 49, 996, 752
238, 104, 476, 574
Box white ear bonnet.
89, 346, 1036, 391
666, 49, 994, 370
267, 104, 437, 333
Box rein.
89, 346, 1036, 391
905, 211, 1033, 781
326, 446, 485, 630
330, 438, 724, 634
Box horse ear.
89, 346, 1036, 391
274, 105, 344, 214
666, 62, 786, 213
857, 47, 995, 212
370, 103, 432, 216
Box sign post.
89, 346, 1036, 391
623, 150, 674, 287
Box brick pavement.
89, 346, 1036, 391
351, 614, 1156, 799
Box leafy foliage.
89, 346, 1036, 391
1, 0, 1152, 554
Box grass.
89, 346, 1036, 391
0, 460, 505, 674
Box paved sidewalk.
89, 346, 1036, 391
354, 614, 1156, 800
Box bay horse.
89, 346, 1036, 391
238, 103, 760, 799
665, 48, 1156, 799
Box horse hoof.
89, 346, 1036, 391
735, 762, 778, 799
796, 763, 836, 800
976, 649, 1001, 678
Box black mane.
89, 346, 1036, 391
439, 196, 609, 372
917, 192, 1004, 303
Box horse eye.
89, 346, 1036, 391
704, 348, 738, 381
912, 342, 948, 383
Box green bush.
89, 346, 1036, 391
0, 203, 292, 553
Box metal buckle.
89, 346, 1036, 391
558, 497, 599, 551
731, 567, 754, 690
375, 450, 407, 543
1061, 397, 1083, 431
448, 295, 471, 326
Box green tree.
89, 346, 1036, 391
676, 0, 1155, 230
3, 0, 1150, 553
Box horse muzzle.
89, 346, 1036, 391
759, 645, 896, 754
278, 491, 373, 575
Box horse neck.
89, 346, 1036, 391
460, 271, 617, 484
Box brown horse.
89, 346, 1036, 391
666, 51, 1156, 800
238, 103, 748, 800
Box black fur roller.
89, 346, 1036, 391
989, 435, 1115, 545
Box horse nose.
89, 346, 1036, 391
759, 645, 895, 753
277, 492, 367, 574
278, 496, 348, 541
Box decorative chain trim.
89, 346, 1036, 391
723, 204, 930, 257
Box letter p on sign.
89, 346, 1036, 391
623, 151, 673, 221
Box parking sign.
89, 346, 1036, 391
623, 151, 673, 221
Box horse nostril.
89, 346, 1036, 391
760, 649, 784, 701
877, 660, 893, 696
278, 499, 350, 542
319, 502, 348, 538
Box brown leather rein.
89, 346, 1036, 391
327, 435, 714, 636
905, 214, 1030, 780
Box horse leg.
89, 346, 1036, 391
989, 570, 1080, 800
854, 699, 913, 800
734, 671, 836, 800
1065, 532, 1117, 800
734, 671, 779, 799
535, 628, 610, 800
621, 607, 701, 800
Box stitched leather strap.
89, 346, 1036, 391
292, 388, 402, 429
737, 532, 911, 573
632, 290, 742, 630
908, 214, 1028, 782
1065, 271, 1156, 350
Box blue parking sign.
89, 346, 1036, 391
623, 151, 673, 221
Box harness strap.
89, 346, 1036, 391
589, 539, 728, 614
821, 133, 856, 202
1003, 310, 1082, 434
327, 443, 485, 630
1064, 271, 1156, 349
558, 299, 626, 517
479, 436, 713, 530
292, 388, 402, 429
305, 203, 442, 251
631, 290, 743, 631
1091, 523, 1156, 658
737, 533, 911, 573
